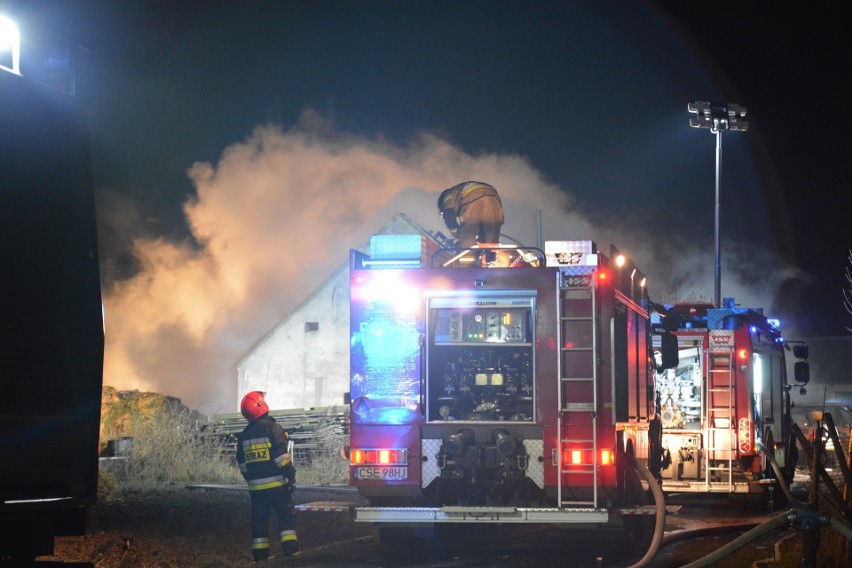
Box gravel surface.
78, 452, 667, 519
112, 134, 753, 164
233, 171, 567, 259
40, 484, 372, 567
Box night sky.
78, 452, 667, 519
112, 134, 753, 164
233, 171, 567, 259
3, 1, 848, 411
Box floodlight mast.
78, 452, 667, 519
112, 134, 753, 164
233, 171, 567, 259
687, 101, 748, 308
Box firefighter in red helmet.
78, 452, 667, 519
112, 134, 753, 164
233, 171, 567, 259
236, 391, 300, 562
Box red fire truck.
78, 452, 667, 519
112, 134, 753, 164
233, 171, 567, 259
348, 235, 660, 543
651, 301, 809, 495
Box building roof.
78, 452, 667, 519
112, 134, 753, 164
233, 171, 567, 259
235, 213, 442, 368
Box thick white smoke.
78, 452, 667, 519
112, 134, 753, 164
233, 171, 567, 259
102, 111, 802, 414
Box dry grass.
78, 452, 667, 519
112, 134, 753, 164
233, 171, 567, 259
106, 408, 242, 487
104, 408, 347, 491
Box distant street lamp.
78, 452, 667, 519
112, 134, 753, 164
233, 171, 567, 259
688, 101, 748, 308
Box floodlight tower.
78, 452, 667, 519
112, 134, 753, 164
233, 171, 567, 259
688, 101, 748, 308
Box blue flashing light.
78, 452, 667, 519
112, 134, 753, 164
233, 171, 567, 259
350, 307, 422, 425
750, 325, 757, 334
685, 322, 693, 329
358, 271, 421, 313
369, 234, 423, 261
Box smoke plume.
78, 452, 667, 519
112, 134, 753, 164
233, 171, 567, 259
101, 111, 802, 414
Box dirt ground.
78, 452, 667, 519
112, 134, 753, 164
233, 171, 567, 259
38, 484, 837, 568
40, 484, 372, 567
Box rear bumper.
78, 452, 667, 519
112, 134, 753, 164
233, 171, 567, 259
355, 505, 609, 524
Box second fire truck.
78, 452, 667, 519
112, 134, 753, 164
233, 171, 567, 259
651, 300, 809, 494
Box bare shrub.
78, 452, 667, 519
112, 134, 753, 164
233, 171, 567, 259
111, 408, 242, 486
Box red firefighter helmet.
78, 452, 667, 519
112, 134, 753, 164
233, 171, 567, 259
240, 391, 269, 422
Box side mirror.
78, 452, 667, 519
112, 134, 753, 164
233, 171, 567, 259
657, 333, 679, 370
795, 361, 810, 385
793, 344, 809, 360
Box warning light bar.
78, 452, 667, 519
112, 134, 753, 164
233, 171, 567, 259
350, 448, 409, 466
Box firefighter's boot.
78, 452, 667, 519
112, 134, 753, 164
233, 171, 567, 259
281, 530, 300, 557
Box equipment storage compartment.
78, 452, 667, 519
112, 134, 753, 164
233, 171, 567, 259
425, 292, 535, 423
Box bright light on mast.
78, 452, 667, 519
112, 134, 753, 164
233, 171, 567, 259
0, 15, 21, 75
688, 101, 748, 308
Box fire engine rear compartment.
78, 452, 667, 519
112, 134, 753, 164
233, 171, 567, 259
348, 241, 657, 527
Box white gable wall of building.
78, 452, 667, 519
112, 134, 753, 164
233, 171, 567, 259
236, 213, 442, 412
236, 266, 350, 411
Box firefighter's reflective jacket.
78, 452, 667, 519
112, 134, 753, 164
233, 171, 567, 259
236, 414, 295, 491
438, 181, 504, 248
439, 181, 502, 224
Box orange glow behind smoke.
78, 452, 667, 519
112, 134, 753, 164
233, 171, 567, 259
101, 115, 585, 413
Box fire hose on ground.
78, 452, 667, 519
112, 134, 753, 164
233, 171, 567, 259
623, 452, 666, 568
676, 512, 789, 568
674, 444, 852, 567
675, 509, 852, 568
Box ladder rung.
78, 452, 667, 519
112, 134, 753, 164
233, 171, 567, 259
561, 316, 593, 321
561, 377, 594, 382
562, 347, 593, 351
562, 403, 595, 411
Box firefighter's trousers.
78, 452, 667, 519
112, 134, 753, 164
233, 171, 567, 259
249, 485, 299, 560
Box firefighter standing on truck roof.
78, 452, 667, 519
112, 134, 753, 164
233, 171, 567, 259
437, 181, 504, 249
237, 391, 300, 562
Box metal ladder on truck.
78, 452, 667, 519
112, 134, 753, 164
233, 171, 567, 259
557, 268, 599, 509
705, 332, 735, 492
